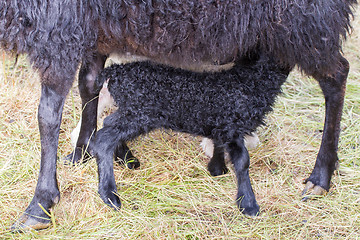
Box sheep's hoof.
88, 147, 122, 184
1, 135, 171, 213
63, 146, 93, 165
11, 214, 51, 232
114, 146, 141, 169
301, 181, 327, 201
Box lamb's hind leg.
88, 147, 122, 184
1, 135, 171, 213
227, 137, 259, 216
302, 56, 349, 199
207, 141, 228, 176
65, 53, 107, 164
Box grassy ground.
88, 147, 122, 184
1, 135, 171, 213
1, 15, 360, 240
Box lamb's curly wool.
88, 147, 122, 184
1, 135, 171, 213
97, 60, 288, 144
93, 56, 290, 216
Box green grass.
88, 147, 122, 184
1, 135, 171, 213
1, 15, 360, 240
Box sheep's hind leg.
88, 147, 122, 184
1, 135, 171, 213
64, 53, 107, 164
227, 138, 259, 216
207, 141, 228, 176
302, 56, 349, 200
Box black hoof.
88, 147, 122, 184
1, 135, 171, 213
126, 158, 141, 169
114, 145, 141, 169
208, 164, 229, 176
99, 191, 122, 210
115, 156, 141, 169
237, 197, 260, 217
63, 146, 93, 165
240, 205, 260, 217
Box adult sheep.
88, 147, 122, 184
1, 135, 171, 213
0, 0, 356, 231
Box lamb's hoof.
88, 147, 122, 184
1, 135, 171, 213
11, 214, 51, 232
240, 204, 260, 217
115, 157, 140, 170
237, 197, 260, 217
301, 181, 327, 201
208, 166, 229, 176
126, 158, 140, 169
100, 191, 122, 210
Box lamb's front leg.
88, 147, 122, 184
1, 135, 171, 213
65, 53, 107, 164
94, 110, 146, 208
114, 142, 141, 169
95, 133, 121, 209
94, 126, 126, 210
227, 138, 259, 216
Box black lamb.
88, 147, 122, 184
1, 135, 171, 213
93, 55, 290, 216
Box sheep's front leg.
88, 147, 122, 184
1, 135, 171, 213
227, 138, 259, 216
302, 56, 349, 199
12, 83, 71, 231
65, 53, 107, 164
